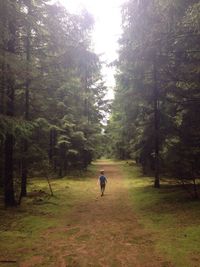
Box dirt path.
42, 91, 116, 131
21, 161, 172, 267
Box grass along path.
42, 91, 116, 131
0, 160, 172, 267
124, 162, 200, 267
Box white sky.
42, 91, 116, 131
58, 0, 124, 99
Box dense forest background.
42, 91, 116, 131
106, 0, 200, 191
0, 0, 108, 206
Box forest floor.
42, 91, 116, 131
0, 160, 200, 266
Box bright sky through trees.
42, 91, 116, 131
59, 0, 124, 99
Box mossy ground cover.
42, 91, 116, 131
123, 162, 200, 267
0, 160, 166, 267
0, 165, 97, 265
1, 160, 200, 266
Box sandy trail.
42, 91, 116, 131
20, 161, 172, 267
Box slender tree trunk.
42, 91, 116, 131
0, 1, 6, 186
21, 79, 30, 197
83, 66, 90, 123
4, 0, 17, 206
4, 134, 16, 205
21, 140, 28, 197
153, 56, 160, 188
49, 128, 57, 171
4, 66, 16, 206
0, 61, 6, 115
49, 129, 53, 163
53, 130, 57, 172
21, 17, 31, 197
49, 128, 56, 163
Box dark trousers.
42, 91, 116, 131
100, 183, 106, 194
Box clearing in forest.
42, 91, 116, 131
1, 160, 173, 266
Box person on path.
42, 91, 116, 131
98, 170, 107, 196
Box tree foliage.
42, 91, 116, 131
107, 0, 200, 191
0, 0, 107, 205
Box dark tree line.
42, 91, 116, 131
0, 0, 107, 206
106, 0, 200, 194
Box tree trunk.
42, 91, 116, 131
0, 61, 6, 114
4, 0, 17, 206
21, 140, 28, 197
21, 14, 31, 197
4, 134, 16, 206
0, 1, 6, 187
49, 128, 56, 162
4, 69, 16, 206
49, 128, 57, 171
21, 78, 30, 197
153, 56, 160, 188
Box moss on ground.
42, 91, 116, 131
1, 161, 200, 266
123, 162, 200, 267
0, 165, 97, 263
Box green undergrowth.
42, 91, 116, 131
123, 162, 200, 267
0, 164, 97, 263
